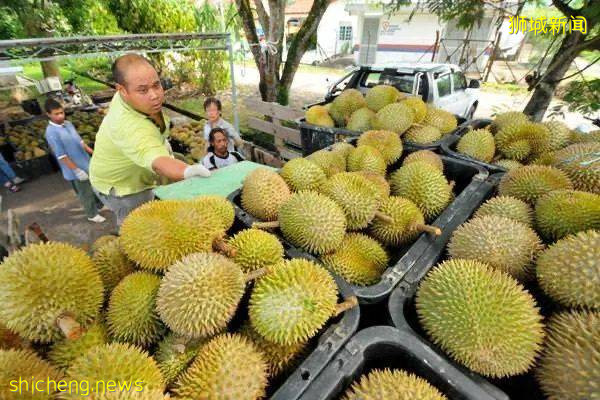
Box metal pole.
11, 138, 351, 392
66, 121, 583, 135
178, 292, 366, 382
227, 34, 240, 134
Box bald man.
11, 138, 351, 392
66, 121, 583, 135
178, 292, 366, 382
89, 54, 211, 225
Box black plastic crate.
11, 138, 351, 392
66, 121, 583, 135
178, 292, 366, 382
388, 173, 551, 400
9, 154, 57, 181
298, 325, 509, 400
219, 219, 360, 400
441, 119, 510, 174
228, 146, 488, 305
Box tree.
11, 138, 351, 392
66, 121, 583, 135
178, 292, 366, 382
400, 0, 600, 121
234, 0, 333, 104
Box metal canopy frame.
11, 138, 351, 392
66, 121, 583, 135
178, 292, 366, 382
0, 32, 239, 131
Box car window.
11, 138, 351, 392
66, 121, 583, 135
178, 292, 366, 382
363, 72, 381, 88
331, 72, 354, 93
452, 71, 467, 91
437, 74, 451, 97
380, 73, 415, 94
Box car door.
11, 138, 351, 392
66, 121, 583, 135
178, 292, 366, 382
450, 70, 472, 117
432, 71, 457, 113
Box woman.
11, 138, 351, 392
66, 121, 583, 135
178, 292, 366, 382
203, 97, 243, 152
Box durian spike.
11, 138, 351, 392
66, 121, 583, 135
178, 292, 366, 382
253, 221, 280, 229
374, 211, 394, 224
413, 223, 442, 236
213, 237, 237, 258
334, 296, 359, 317
56, 312, 83, 340
244, 266, 270, 283
411, 123, 425, 128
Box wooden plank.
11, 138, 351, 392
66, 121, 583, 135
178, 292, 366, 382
248, 117, 302, 146
279, 147, 302, 161
245, 99, 304, 121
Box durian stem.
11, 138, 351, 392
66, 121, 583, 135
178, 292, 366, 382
245, 267, 270, 283
252, 221, 280, 229
414, 223, 442, 236
374, 211, 394, 224
172, 336, 190, 354
448, 180, 456, 191
56, 313, 83, 340
334, 296, 358, 317
213, 238, 237, 258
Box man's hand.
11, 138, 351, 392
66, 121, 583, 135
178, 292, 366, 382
183, 164, 211, 179
74, 168, 89, 181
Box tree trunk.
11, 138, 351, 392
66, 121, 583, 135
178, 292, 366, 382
41, 60, 61, 78
523, 31, 584, 121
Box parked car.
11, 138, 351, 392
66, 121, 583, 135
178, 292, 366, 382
318, 63, 481, 120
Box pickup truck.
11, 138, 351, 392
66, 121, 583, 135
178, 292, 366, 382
319, 63, 481, 120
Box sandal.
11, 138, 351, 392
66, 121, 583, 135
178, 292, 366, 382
7, 184, 20, 193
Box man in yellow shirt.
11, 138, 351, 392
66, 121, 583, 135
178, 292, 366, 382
90, 54, 211, 225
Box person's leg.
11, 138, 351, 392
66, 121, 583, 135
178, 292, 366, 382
0, 155, 16, 181
71, 180, 101, 218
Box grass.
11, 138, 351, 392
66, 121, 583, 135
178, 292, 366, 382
481, 81, 528, 94
20, 63, 109, 93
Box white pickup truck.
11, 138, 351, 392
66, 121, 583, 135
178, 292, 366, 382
321, 63, 481, 120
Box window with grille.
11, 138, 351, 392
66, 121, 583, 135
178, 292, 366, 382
339, 25, 352, 41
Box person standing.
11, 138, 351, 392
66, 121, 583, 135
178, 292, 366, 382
89, 54, 211, 226
44, 98, 105, 223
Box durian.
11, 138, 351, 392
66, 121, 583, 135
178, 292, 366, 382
496, 121, 550, 160
280, 158, 327, 192
494, 159, 523, 171
474, 196, 533, 227
157, 253, 245, 339
498, 165, 573, 205
306, 149, 346, 177
120, 200, 228, 272
321, 172, 385, 230
402, 150, 444, 172
342, 368, 447, 400
64, 343, 164, 398
365, 84, 401, 112
403, 125, 442, 144
0, 349, 63, 399
91, 234, 118, 254
536, 311, 599, 400
423, 107, 457, 134
357, 130, 403, 165
229, 229, 284, 273
551, 142, 600, 194
0, 242, 103, 343
371, 102, 414, 135
350, 171, 390, 198
249, 259, 339, 345
241, 168, 291, 221
346, 107, 375, 132
154, 333, 203, 386
543, 120, 572, 151
322, 233, 389, 285
107, 272, 165, 347
305, 105, 334, 127
448, 215, 543, 281
402, 96, 427, 123
347, 145, 387, 175
491, 111, 529, 133
416, 259, 544, 378
173, 334, 267, 400
92, 238, 135, 297
370, 196, 440, 247
534, 190, 600, 240
536, 230, 599, 309
390, 161, 453, 221
270, 191, 347, 255
189, 195, 235, 230
48, 322, 108, 371
456, 129, 495, 162
329, 89, 367, 126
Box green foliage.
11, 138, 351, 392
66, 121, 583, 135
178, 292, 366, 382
562, 78, 600, 115
0, 6, 23, 39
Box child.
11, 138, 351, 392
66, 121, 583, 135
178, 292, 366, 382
202, 128, 244, 170
203, 97, 243, 153
44, 98, 105, 223
0, 153, 24, 193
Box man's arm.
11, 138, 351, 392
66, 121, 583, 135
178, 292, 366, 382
152, 156, 211, 181
81, 141, 93, 155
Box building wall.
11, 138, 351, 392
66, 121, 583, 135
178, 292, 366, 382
352, 13, 443, 65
